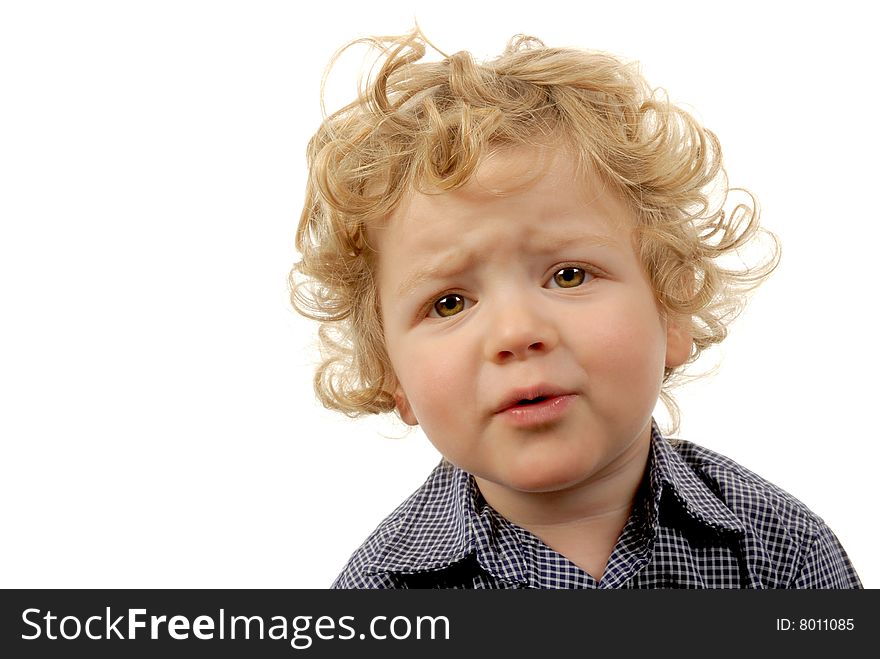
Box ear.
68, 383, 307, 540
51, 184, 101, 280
392, 385, 419, 426
665, 313, 693, 368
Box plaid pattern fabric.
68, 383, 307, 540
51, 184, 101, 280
332, 420, 862, 589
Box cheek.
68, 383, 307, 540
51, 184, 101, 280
573, 301, 667, 383
389, 335, 474, 422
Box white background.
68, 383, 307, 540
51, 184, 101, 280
1, 0, 876, 589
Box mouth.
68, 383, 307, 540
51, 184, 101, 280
513, 396, 549, 407
494, 385, 574, 415
494, 386, 578, 428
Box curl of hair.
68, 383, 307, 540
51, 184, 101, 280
289, 26, 780, 434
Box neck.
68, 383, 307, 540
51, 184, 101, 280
474, 423, 653, 579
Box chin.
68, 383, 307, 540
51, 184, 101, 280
501, 461, 592, 494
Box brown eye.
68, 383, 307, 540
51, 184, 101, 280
551, 267, 587, 288
432, 294, 466, 317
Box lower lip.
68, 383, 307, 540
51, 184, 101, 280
496, 394, 577, 428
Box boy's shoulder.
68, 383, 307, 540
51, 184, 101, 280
665, 437, 819, 527
661, 437, 823, 531
659, 436, 860, 588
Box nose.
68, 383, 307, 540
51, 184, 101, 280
483, 294, 560, 364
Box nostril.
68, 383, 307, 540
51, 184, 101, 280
492, 338, 551, 363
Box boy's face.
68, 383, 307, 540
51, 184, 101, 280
372, 144, 691, 495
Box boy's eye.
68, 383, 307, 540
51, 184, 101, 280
430, 294, 468, 318
548, 267, 589, 289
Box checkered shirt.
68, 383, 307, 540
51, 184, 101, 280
331, 421, 862, 588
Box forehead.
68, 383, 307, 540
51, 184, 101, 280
443, 142, 573, 200
368, 144, 633, 252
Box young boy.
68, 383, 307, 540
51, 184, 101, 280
290, 28, 862, 589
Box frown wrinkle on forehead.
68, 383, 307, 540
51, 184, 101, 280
375, 147, 636, 302
395, 230, 621, 300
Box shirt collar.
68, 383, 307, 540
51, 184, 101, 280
647, 420, 746, 537
365, 419, 745, 577
363, 460, 475, 575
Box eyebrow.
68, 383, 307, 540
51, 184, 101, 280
395, 232, 621, 299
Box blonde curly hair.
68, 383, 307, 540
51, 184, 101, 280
289, 26, 780, 435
